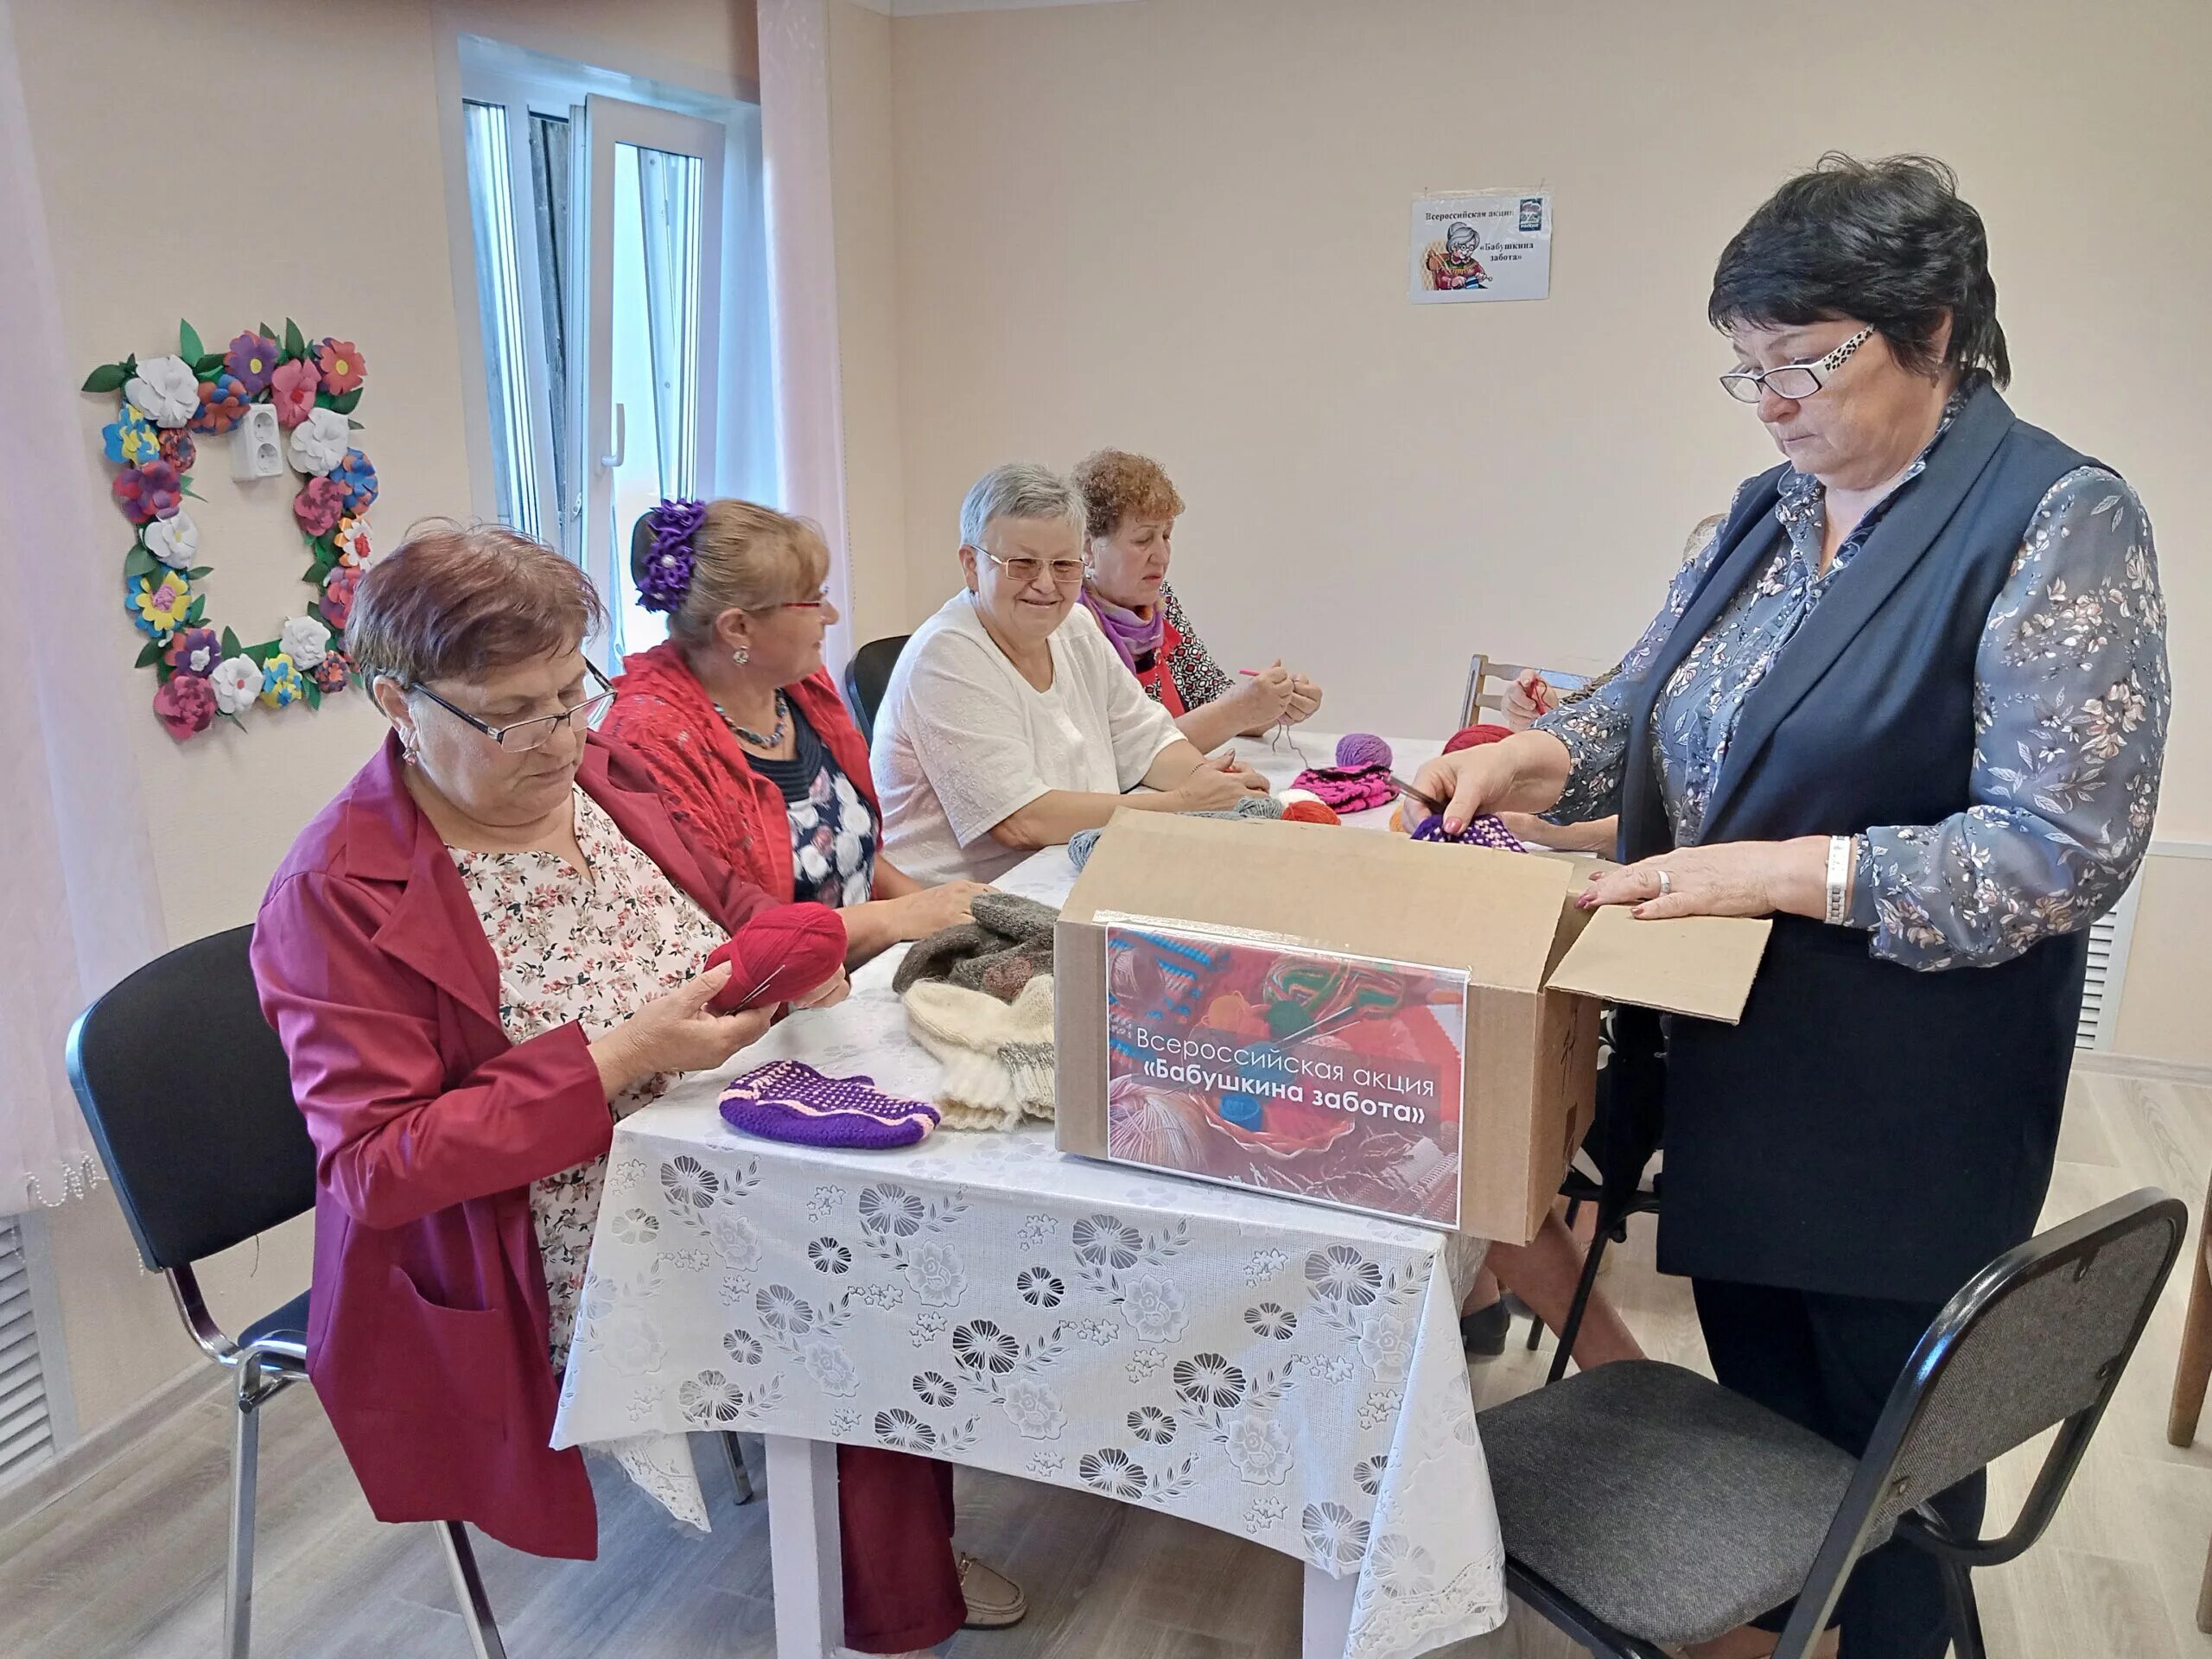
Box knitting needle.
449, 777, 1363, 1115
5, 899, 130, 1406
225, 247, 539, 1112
1392, 775, 1446, 816
734, 963, 787, 1012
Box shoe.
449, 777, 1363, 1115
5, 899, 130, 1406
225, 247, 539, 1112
958, 1554, 1027, 1629
1459, 1297, 1510, 1358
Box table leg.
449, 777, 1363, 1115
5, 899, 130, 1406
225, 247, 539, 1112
765, 1435, 844, 1658
1301, 1561, 1357, 1659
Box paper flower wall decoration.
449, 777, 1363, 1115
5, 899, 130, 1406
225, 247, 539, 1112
82, 317, 376, 741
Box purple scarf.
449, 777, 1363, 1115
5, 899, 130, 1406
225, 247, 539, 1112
1079, 584, 1166, 673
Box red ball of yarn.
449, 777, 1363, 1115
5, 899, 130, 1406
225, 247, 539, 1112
706, 904, 849, 1013
1443, 723, 1516, 754
1281, 799, 1342, 826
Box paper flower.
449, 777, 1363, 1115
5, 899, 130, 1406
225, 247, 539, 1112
124, 355, 200, 428
293, 475, 346, 536
315, 338, 365, 395
223, 332, 283, 397
103, 405, 160, 467
192, 372, 251, 435
289, 407, 351, 475
279, 614, 331, 669
153, 673, 216, 741
309, 649, 353, 694
332, 449, 378, 515
143, 511, 200, 569
157, 428, 195, 471
162, 626, 221, 677
334, 516, 372, 567
113, 459, 184, 524
210, 655, 262, 715
319, 565, 361, 630
128, 570, 193, 639
259, 653, 306, 709
269, 358, 318, 428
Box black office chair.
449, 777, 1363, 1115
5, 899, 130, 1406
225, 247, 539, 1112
842, 633, 910, 743
1479, 1186, 2186, 1658
65, 925, 509, 1659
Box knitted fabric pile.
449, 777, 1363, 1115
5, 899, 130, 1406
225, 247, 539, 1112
904, 976, 1057, 1131
1410, 813, 1528, 851
1288, 763, 1395, 812
717, 1060, 940, 1149
892, 892, 1058, 1001
1066, 791, 1285, 871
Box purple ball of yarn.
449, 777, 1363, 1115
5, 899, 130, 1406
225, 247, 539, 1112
1334, 733, 1393, 771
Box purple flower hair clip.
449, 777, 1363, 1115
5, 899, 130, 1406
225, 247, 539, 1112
636, 498, 708, 613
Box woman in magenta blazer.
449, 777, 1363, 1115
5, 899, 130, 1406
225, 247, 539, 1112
251, 524, 1014, 1655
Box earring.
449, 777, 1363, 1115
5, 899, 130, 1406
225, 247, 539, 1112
732, 646, 751, 666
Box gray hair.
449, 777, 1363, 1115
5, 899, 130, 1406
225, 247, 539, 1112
958, 462, 1086, 550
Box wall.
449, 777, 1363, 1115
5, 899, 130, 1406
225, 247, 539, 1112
827, 0, 909, 644
15, 0, 758, 1446
874, 0, 2210, 1059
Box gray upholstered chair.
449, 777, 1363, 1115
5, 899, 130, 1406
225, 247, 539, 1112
1478, 1187, 2185, 1658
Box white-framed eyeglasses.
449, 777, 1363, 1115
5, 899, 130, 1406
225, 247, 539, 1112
970, 545, 1086, 589
1719, 327, 1875, 404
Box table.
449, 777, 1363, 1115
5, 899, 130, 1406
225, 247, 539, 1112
551, 735, 1510, 1659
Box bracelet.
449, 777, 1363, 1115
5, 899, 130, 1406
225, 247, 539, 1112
1824, 835, 1853, 926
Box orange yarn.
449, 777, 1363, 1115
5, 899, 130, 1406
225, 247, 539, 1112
1282, 799, 1341, 826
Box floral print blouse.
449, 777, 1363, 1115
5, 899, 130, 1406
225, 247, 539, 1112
449, 788, 725, 1367
1538, 398, 2169, 972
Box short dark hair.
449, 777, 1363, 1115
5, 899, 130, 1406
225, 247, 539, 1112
1709, 153, 2009, 388
348, 520, 605, 686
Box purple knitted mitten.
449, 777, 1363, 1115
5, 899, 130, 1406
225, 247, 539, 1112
1410, 813, 1528, 852
719, 1061, 940, 1149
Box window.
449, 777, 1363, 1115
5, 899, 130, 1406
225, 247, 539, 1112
0, 1215, 55, 1495
457, 41, 773, 661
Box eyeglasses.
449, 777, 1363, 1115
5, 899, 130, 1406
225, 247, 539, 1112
1719, 327, 1875, 404
411, 659, 616, 753
769, 584, 832, 612
972, 547, 1087, 588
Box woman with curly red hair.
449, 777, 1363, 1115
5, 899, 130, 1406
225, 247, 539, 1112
1071, 448, 1325, 751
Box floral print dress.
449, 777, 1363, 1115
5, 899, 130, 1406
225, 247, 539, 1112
1537, 392, 2170, 970
450, 788, 726, 1368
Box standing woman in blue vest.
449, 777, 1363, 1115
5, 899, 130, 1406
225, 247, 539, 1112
1417, 154, 2168, 1659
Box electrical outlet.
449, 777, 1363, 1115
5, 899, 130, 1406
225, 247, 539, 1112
231, 404, 284, 480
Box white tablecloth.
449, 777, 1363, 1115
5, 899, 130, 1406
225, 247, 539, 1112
551, 734, 1509, 1659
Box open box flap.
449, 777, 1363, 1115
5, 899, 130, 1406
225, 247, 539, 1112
1542, 906, 1771, 1024
1061, 812, 1575, 992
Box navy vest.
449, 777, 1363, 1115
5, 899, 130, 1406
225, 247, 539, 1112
1618, 384, 2097, 1302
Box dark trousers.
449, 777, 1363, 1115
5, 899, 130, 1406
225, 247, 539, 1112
838, 1447, 965, 1653
1693, 1281, 1982, 1659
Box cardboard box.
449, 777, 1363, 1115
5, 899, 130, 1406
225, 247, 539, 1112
1054, 813, 1771, 1243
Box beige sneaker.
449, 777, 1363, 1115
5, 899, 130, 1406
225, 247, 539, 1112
958, 1554, 1027, 1629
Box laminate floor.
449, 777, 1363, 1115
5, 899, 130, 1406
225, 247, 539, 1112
4, 1066, 2208, 1658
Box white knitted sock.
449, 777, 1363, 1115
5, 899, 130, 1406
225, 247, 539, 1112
904, 976, 1057, 1131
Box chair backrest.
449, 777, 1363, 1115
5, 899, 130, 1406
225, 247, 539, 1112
1776, 1187, 2185, 1652
1457, 652, 1593, 730
843, 633, 910, 744
65, 925, 316, 1274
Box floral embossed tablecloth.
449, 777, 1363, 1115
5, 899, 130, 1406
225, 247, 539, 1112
551, 829, 1506, 1659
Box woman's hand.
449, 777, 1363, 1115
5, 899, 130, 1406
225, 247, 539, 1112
1576, 837, 1830, 920
591, 964, 774, 1096
1412, 731, 1572, 835
896, 880, 989, 941
1501, 668, 1553, 732
1495, 811, 1618, 855
1175, 751, 1269, 811
789, 967, 852, 1010
1232, 662, 1297, 730
1283, 673, 1324, 726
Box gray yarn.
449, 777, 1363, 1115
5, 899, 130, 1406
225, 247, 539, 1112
1067, 794, 1285, 870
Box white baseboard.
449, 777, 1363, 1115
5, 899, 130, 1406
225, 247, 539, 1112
2075, 1049, 2212, 1088
0, 1359, 226, 1539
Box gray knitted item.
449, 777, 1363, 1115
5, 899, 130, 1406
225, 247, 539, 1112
891, 892, 1061, 1002
1067, 794, 1286, 870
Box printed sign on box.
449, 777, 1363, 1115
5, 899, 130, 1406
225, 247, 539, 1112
1103, 922, 1468, 1227
1411, 189, 1552, 303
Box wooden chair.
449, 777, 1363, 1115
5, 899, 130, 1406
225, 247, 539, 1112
1458, 652, 1539, 729
2164, 1167, 2212, 1630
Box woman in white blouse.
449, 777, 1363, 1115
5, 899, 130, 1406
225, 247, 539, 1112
873, 463, 1266, 884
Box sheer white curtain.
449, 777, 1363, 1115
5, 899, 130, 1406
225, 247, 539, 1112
0, 0, 168, 1208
